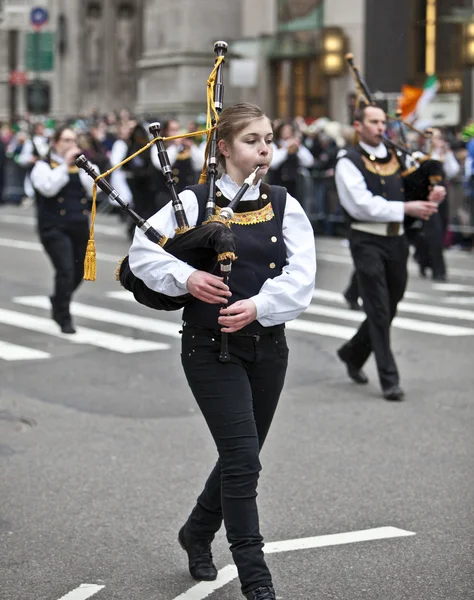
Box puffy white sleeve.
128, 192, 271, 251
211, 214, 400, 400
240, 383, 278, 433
128, 189, 200, 297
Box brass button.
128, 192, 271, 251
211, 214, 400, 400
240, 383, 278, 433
271, 236, 277, 243
261, 193, 268, 200
369, 154, 376, 161
380, 179, 385, 185
173, 176, 179, 183
269, 262, 276, 269
172, 168, 179, 175
60, 209, 66, 216
80, 198, 87, 204
400, 187, 404, 192
216, 190, 222, 197
57, 197, 64, 203
82, 209, 88, 215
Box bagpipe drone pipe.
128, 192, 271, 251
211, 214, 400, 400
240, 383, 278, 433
76, 40, 257, 361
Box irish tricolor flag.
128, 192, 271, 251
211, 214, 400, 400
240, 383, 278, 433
399, 75, 439, 122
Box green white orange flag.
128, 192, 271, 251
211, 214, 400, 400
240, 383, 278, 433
399, 75, 439, 122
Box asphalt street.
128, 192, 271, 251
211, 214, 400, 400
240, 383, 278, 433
0, 205, 473, 600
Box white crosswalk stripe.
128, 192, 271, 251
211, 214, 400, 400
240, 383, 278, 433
0, 307, 169, 356
2, 283, 474, 361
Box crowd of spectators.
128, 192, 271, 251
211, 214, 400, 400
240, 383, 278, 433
0, 108, 472, 249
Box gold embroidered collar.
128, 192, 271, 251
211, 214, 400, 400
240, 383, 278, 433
229, 202, 274, 225
361, 152, 400, 176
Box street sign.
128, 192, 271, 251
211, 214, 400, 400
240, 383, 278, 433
30, 6, 48, 29
8, 71, 28, 86
0, 0, 30, 30
25, 31, 54, 71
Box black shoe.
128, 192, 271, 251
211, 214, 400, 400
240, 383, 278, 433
50, 296, 60, 323
60, 321, 76, 334
432, 274, 447, 282
245, 586, 276, 600
344, 294, 361, 311
178, 526, 217, 581
337, 349, 369, 384
383, 385, 405, 401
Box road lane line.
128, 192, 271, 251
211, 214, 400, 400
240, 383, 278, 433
172, 526, 415, 600
304, 304, 474, 336
14, 296, 182, 339
56, 583, 105, 600
0, 308, 169, 353
286, 319, 356, 339
0, 340, 50, 361
0, 214, 124, 236
0, 238, 118, 262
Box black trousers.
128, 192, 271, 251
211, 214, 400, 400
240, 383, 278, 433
38, 220, 90, 324
344, 270, 360, 303
181, 327, 288, 594
415, 212, 447, 279
338, 230, 409, 390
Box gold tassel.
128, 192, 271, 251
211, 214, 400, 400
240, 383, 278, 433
83, 239, 97, 281
83, 182, 98, 281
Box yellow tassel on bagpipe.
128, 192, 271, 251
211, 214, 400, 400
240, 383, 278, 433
83, 239, 97, 281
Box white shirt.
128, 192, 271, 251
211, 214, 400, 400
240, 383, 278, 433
129, 173, 316, 326
431, 149, 460, 180
31, 152, 97, 197
270, 142, 314, 170
109, 139, 133, 205
335, 142, 405, 223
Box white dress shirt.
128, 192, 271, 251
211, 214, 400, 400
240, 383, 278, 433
335, 142, 405, 223
109, 139, 133, 205
270, 142, 314, 170
31, 152, 97, 197
129, 173, 316, 326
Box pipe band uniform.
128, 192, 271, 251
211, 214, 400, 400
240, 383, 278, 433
335, 54, 446, 402
77, 42, 316, 600
31, 125, 98, 335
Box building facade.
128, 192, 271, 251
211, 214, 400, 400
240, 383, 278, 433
0, 0, 472, 126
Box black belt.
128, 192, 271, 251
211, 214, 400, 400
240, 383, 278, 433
182, 323, 284, 342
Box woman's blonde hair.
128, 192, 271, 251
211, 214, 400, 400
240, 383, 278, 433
216, 103, 269, 167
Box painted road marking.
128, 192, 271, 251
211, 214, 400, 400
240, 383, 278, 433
14, 296, 182, 339
56, 583, 105, 600
0, 340, 50, 361
0, 238, 118, 263
0, 308, 169, 353
172, 526, 415, 600
304, 304, 474, 336
0, 214, 124, 236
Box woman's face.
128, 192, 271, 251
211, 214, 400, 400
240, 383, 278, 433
53, 128, 78, 157
279, 124, 293, 141
219, 117, 273, 184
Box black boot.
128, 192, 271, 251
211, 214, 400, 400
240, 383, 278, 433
245, 586, 276, 599
178, 526, 217, 581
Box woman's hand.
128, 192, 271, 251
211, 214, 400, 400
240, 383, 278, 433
218, 299, 257, 333
186, 271, 231, 304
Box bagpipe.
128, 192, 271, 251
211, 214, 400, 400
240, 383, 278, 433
76, 41, 258, 362
345, 53, 445, 219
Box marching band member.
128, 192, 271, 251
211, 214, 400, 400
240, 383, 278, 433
335, 105, 445, 401
129, 102, 316, 600
31, 126, 97, 334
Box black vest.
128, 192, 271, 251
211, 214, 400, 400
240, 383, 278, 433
182, 183, 287, 333
35, 160, 90, 227
343, 145, 405, 222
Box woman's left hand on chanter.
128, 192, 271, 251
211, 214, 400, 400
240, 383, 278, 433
218, 299, 257, 333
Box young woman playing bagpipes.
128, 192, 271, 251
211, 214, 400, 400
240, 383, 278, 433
128, 102, 316, 599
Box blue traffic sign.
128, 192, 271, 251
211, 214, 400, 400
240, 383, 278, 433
30, 7, 49, 28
